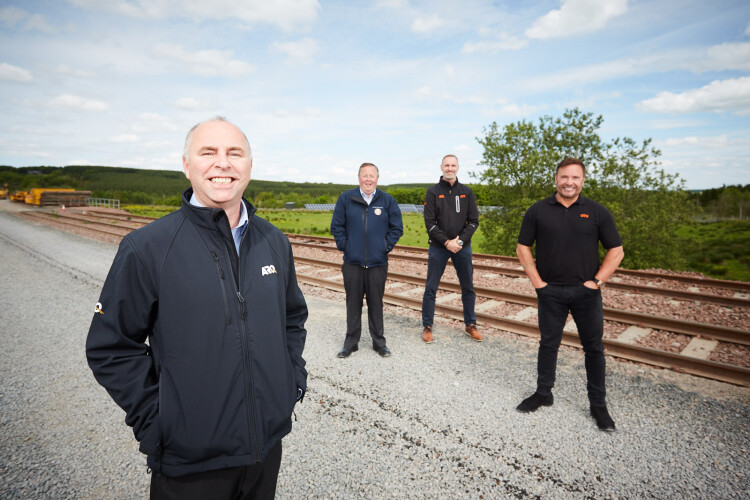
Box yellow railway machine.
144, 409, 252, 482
24, 188, 92, 207
10, 191, 28, 202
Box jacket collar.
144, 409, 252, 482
180, 187, 256, 232
439, 176, 460, 189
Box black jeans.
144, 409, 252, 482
421, 245, 476, 327
150, 440, 282, 500
535, 284, 606, 406
342, 262, 388, 350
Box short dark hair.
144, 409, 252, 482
555, 157, 585, 175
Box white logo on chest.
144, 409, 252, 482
261, 265, 277, 276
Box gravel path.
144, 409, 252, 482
1, 205, 748, 499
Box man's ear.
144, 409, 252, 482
182, 156, 190, 179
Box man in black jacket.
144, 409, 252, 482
421, 154, 482, 343
86, 117, 308, 499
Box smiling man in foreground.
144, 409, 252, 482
86, 117, 308, 499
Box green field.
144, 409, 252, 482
124, 205, 747, 281
675, 220, 750, 282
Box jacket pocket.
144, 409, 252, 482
211, 251, 232, 325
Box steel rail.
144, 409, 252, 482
295, 271, 750, 387
44, 211, 146, 229
80, 211, 156, 225
294, 256, 750, 346
21, 211, 131, 238
286, 233, 750, 293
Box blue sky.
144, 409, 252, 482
1, 0, 748, 190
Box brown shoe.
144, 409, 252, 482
465, 324, 483, 342
422, 326, 434, 343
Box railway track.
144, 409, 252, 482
294, 257, 750, 386
16, 207, 750, 386
287, 234, 750, 305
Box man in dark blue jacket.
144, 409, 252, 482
86, 117, 307, 499
330, 163, 403, 358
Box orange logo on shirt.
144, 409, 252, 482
438, 194, 445, 198
580, 214, 589, 218
460, 194, 466, 198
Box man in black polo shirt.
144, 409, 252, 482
515, 157, 624, 431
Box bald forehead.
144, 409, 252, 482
184, 119, 251, 159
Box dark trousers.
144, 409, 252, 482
535, 284, 607, 406
342, 262, 388, 350
421, 244, 476, 327
150, 441, 282, 500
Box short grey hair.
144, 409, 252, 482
441, 154, 459, 165
358, 162, 379, 177
183, 116, 252, 160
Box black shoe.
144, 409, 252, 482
375, 346, 391, 358
337, 345, 358, 358
516, 392, 554, 413
590, 406, 616, 432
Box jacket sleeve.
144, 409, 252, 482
85, 237, 160, 455
385, 196, 403, 252
284, 238, 308, 397
459, 187, 479, 243
424, 187, 448, 246
330, 194, 347, 251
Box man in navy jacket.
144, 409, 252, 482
330, 163, 403, 358
86, 117, 307, 499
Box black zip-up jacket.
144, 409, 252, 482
86, 188, 307, 477
424, 176, 479, 247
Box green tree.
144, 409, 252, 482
715, 186, 750, 219
476, 108, 689, 270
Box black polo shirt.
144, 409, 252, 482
518, 194, 622, 285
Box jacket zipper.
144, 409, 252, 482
363, 205, 369, 267
231, 222, 263, 463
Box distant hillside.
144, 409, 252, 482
0, 165, 432, 206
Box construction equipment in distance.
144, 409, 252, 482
18, 188, 92, 207
10, 190, 27, 202
0, 183, 8, 199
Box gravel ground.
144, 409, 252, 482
1, 204, 749, 499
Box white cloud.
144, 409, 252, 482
173, 98, 205, 110
152, 44, 255, 77
55, 65, 95, 78
525, 0, 628, 40
659, 135, 741, 149
67, 0, 320, 31
0, 7, 55, 33
638, 77, 750, 115
375, 0, 409, 8
111, 134, 139, 143
695, 42, 750, 72
131, 113, 179, 133
270, 38, 319, 64
49, 94, 109, 111
24, 13, 56, 33
746, 21, 750, 36
462, 33, 528, 53
521, 42, 750, 92
0, 62, 33, 82
415, 86, 543, 117
412, 14, 444, 34
0, 6, 27, 26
